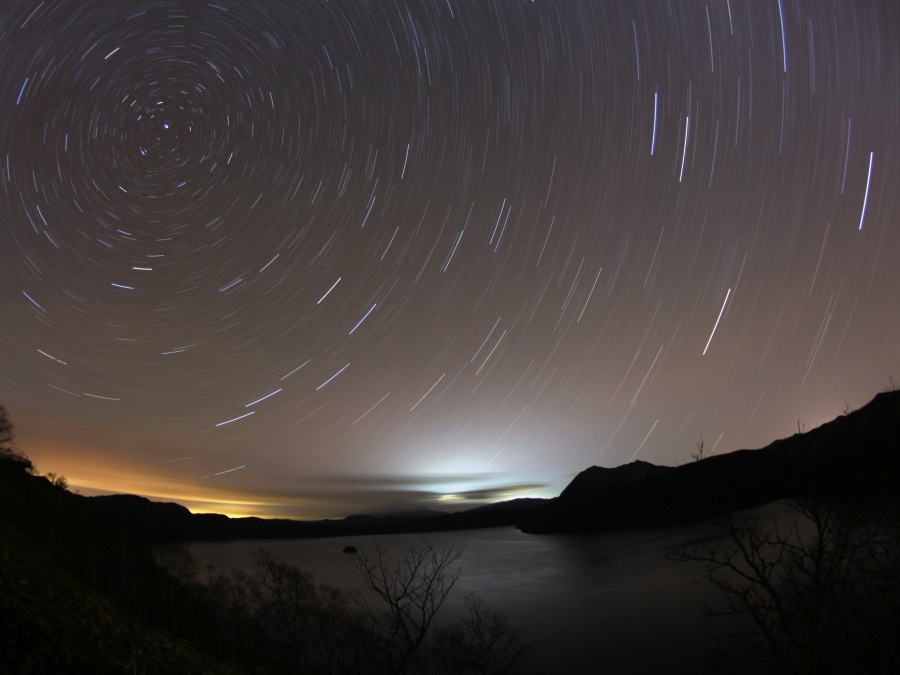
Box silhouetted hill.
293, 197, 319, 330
519, 390, 900, 533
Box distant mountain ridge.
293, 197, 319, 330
10, 390, 897, 543
519, 390, 900, 533
79, 491, 549, 543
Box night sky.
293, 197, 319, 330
1, 0, 898, 519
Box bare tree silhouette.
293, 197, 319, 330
671, 500, 900, 673
690, 434, 706, 461
0, 403, 31, 471
351, 540, 464, 674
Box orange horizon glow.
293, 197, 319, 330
20, 437, 344, 521
19, 435, 531, 521
12, 412, 556, 520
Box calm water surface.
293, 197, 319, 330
186, 516, 756, 673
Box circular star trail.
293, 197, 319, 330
1, 0, 899, 518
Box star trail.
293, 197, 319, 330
1, 0, 898, 519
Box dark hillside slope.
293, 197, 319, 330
0, 459, 240, 673
0, 517, 239, 674
520, 390, 900, 533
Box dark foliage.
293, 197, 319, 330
0, 402, 32, 472
431, 594, 534, 675
671, 499, 900, 673
0, 402, 14, 452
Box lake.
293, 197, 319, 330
185, 513, 760, 673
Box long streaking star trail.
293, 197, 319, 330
215, 411, 255, 427
212, 465, 246, 476
245, 389, 283, 407
349, 303, 377, 334
317, 278, 341, 304
410, 373, 445, 411
703, 288, 732, 356
859, 151, 874, 231
316, 364, 350, 391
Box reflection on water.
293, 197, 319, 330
186, 512, 772, 673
